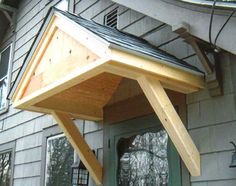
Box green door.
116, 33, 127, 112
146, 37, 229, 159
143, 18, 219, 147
104, 114, 182, 186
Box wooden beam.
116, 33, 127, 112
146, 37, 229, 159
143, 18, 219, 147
137, 76, 200, 176
186, 37, 213, 74
35, 98, 103, 121
52, 111, 103, 185
110, 49, 204, 90
13, 59, 107, 109
104, 63, 200, 94
104, 94, 153, 124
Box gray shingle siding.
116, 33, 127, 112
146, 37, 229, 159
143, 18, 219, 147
0, 0, 235, 186
187, 53, 236, 185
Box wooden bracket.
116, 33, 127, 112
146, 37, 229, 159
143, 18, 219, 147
3, 11, 13, 26
0, 3, 17, 12
137, 76, 200, 176
0, 3, 17, 30
173, 23, 222, 96
52, 111, 103, 185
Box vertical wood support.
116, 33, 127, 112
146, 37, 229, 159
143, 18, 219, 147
52, 111, 103, 185
137, 76, 200, 176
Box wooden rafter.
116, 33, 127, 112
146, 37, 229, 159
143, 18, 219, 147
52, 111, 103, 185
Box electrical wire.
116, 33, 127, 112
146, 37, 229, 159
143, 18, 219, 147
214, 9, 236, 46
209, 0, 217, 46
209, 0, 236, 51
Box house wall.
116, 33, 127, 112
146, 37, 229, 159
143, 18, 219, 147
188, 53, 236, 186
0, 0, 235, 185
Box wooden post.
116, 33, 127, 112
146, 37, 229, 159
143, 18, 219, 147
52, 111, 103, 185
137, 76, 200, 176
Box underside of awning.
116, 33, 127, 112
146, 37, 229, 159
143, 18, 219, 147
10, 8, 204, 185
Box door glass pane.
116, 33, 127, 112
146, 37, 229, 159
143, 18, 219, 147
45, 134, 74, 186
117, 130, 169, 186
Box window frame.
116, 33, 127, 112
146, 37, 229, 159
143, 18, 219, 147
41, 125, 81, 186
41, 123, 98, 186
0, 43, 13, 114
0, 141, 16, 186
41, 125, 62, 186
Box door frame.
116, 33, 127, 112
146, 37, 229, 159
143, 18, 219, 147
103, 113, 182, 186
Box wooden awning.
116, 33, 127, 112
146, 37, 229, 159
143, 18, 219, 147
10, 8, 204, 185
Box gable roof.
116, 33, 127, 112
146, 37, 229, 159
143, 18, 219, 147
57, 9, 200, 71
8, 7, 202, 99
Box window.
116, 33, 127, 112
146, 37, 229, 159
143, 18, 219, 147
0, 45, 11, 112
42, 126, 95, 186
45, 134, 74, 186
0, 142, 15, 186
0, 151, 12, 186
104, 8, 118, 28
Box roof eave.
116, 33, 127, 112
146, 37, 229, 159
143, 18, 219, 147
109, 43, 204, 76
